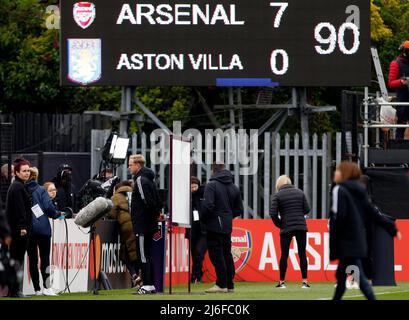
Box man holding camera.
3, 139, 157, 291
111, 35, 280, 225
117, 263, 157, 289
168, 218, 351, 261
389, 40, 409, 140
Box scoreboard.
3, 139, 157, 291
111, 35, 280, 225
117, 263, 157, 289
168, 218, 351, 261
60, 0, 370, 86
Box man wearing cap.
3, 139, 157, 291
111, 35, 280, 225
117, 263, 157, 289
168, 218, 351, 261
389, 40, 409, 140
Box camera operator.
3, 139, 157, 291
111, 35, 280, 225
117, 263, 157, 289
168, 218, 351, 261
51, 164, 74, 211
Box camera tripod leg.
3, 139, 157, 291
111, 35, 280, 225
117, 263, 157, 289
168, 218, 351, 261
91, 225, 99, 295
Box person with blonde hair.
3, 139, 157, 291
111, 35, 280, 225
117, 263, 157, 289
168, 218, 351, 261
270, 175, 310, 289
43, 182, 58, 207
26, 167, 63, 296
128, 154, 164, 294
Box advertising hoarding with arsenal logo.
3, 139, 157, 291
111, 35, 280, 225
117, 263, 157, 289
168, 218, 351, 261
231, 228, 252, 273
203, 219, 409, 283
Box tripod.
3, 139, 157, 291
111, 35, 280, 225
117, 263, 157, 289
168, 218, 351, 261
90, 223, 111, 295
90, 224, 99, 295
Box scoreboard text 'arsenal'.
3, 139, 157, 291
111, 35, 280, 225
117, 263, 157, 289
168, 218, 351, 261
60, 1, 370, 86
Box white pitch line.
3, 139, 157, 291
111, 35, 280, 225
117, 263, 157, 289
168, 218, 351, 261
316, 289, 409, 300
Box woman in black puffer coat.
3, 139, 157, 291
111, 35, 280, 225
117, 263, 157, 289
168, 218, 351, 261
270, 175, 310, 289
330, 162, 400, 300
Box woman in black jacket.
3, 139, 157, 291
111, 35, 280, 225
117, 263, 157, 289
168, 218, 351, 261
330, 162, 401, 300
5, 158, 32, 297
270, 175, 310, 289
185, 176, 207, 283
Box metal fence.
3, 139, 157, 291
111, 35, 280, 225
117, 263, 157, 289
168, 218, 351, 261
0, 113, 113, 153
91, 130, 342, 219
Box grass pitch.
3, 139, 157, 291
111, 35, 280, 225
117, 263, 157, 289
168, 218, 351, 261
5, 282, 409, 300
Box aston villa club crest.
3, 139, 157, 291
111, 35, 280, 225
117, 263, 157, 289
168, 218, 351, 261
231, 228, 252, 272
73, 2, 96, 29
68, 39, 101, 85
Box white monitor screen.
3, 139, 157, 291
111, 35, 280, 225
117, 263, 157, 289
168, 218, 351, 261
113, 137, 129, 160
171, 137, 191, 227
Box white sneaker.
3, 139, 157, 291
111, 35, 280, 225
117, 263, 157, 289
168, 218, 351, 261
35, 291, 43, 296
205, 285, 228, 293
42, 288, 58, 296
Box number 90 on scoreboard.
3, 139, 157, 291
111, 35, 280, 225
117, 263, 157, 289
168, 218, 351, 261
60, 0, 370, 87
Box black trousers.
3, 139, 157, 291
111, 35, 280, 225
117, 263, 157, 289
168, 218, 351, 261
279, 230, 308, 281
135, 233, 154, 287
9, 235, 29, 295
125, 260, 141, 278
333, 257, 375, 300
191, 231, 207, 280
27, 234, 51, 292
206, 231, 235, 289
396, 105, 409, 140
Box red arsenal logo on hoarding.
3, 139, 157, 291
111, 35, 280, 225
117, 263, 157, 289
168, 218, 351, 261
231, 228, 252, 272
73, 2, 96, 29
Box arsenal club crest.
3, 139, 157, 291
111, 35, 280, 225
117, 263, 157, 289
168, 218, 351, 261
73, 2, 96, 29
231, 228, 252, 272
152, 227, 163, 242
68, 39, 101, 85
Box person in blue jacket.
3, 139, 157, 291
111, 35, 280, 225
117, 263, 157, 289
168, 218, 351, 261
26, 167, 63, 296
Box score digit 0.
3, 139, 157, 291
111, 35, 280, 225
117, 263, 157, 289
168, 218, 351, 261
270, 49, 289, 75
314, 22, 360, 55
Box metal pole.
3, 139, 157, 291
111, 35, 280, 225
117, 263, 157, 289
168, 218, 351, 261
169, 135, 173, 295
364, 87, 369, 168
237, 88, 243, 129
92, 225, 99, 295
299, 88, 310, 203
188, 143, 192, 294
228, 87, 235, 129
375, 92, 380, 148
300, 88, 309, 136
188, 216, 192, 294
119, 87, 132, 180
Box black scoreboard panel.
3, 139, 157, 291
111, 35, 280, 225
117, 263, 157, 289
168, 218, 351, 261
60, 0, 370, 86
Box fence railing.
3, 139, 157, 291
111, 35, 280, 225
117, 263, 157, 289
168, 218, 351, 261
91, 130, 341, 219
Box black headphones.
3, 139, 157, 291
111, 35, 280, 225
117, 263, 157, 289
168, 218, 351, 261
399, 41, 409, 52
